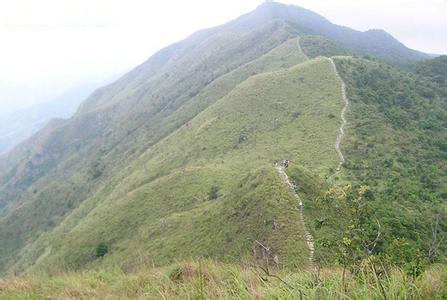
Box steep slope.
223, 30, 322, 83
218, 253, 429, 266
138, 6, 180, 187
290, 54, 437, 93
11, 58, 344, 274
0, 21, 294, 205
329, 58, 349, 172
302, 56, 447, 266
276, 164, 316, 271
0, 25, 309, 274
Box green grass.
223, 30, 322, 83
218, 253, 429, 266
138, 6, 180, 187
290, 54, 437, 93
0, 23, 305, 274
10, 57, 343, 274
1, 260, 446, 299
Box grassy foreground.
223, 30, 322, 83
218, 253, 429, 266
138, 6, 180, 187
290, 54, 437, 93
1, 260, 445, 299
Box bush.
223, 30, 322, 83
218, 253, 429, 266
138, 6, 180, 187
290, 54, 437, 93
168, 266, 183, 281
90, 161, 104, 179
96, 243, 108, 258
208, 186, 219, 200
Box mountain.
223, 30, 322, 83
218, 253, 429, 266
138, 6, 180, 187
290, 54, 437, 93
0, 83, 98, 154
230, 2, 432, 65
0, 75, 123, 155
0, 1, 445, 282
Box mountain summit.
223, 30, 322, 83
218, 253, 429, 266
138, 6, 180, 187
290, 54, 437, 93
230, 2, 431, 64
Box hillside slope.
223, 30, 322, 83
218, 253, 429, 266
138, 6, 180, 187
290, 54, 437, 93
11, 57, 344, 274
0, 24, 307, 273
0, 2, 444, 277
332, 56, 447, 261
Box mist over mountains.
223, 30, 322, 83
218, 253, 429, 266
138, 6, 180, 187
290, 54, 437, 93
0, 73, 122, 154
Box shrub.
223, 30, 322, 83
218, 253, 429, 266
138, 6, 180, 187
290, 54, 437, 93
208, 186, 219, 200
91, 169, 103, 179
168, 266, 183, 281
90, 162, 104, 179
238, 129, 248, 144
292, 111, 301, 119
96, 243, 108, 258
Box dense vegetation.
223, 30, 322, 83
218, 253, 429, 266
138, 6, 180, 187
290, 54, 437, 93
414, 55, 447, 97
299, 35, 352, 59
332, 56, 446, 268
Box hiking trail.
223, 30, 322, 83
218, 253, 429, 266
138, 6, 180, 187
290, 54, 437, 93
275, 164, 316, 271
297, 37, 309, 61
329, 58, 349, 171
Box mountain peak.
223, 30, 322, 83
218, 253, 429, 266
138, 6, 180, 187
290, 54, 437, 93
227, 1, 429, 64
253, 1, 325, 21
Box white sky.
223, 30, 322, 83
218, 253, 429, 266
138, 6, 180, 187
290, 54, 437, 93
0, 0, 446, 113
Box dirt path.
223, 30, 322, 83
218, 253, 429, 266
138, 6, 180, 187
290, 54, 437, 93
297, 37, 309, 61
275, 164, 316, 271
329, 58, 349, 171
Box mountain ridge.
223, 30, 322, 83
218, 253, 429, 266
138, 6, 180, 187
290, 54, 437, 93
0, 2, 445, 277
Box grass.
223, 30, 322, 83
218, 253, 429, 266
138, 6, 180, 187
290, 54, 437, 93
1, 260, 446, 299
0, 23, 304, 274
10, 57, 343, 274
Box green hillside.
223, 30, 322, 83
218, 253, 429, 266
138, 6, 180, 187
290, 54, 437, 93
11, 57, 344, 274
414, 55, 447, 96
0, 21, 300, 274
333, 56, 447, 263
0, 3, 445, 296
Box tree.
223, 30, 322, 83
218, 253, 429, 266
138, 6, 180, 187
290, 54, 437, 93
321, 184, 385, 293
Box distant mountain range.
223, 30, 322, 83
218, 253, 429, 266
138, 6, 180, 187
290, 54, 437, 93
0, 1, 444, 279
0, 76, 121, 154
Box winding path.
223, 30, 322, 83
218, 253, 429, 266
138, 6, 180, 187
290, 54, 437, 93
329, 58, 349, 171
273, 53, 348, 271
275, 164, 316, 271
297, 37, 309, 61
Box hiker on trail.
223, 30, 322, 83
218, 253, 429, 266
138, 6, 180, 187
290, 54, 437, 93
283, 160, 290, 168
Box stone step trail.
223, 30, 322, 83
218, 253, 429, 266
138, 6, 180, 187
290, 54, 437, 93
275, 165, 316, 272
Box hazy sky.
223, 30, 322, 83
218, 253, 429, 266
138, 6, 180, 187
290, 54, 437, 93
0, 0, 446, 113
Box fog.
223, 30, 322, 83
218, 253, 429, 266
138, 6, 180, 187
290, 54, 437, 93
0, 0, 446, 113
